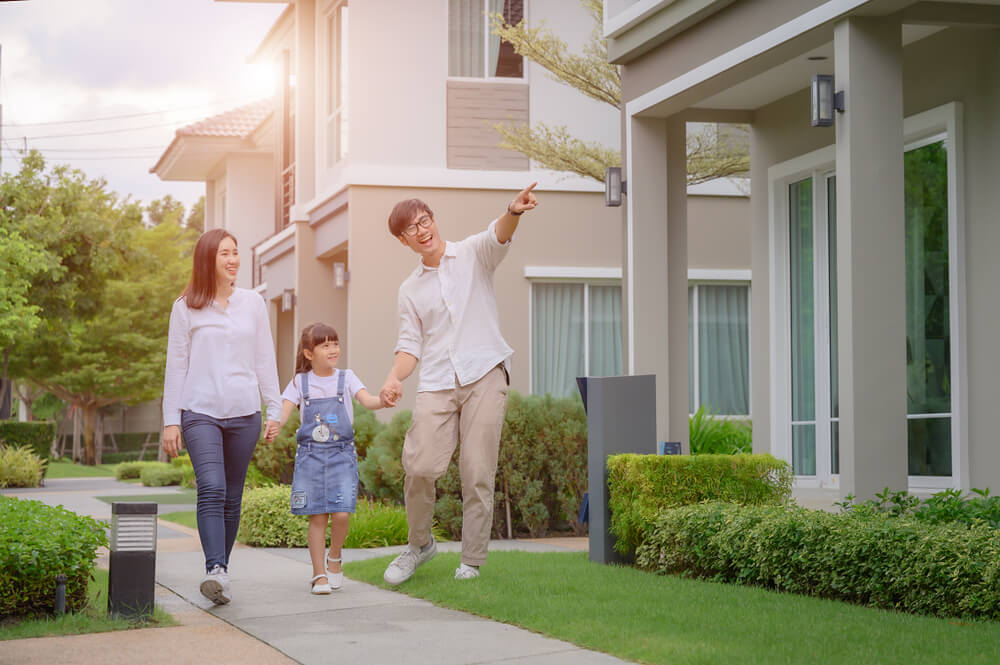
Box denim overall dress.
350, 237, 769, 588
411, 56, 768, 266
289, 370, 358, 515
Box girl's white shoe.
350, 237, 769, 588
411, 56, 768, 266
310, 574, 332, 594
326, 553, 344, 590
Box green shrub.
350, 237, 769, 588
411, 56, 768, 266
237, 485, 411, 548
0, 420, 57, 461
353, 400, 384, 461
169, 452, 191, 469
841, 486, 1000, 530
244, 463, 275, 490
635, 502, 1000, 620
607, 453, 792, 554
252, 410, 299, 484
689, 406, 752, 454
0, 445, 47, 488
114, 461, 152, 480
102, 450, 143, 464
0, 497, 108, 618
139, 463, 182, 487
358, 410, 411, 503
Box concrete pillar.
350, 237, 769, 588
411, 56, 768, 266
625, 115, 689, 450
294, 0, 316, 208
834, 17, 907, 500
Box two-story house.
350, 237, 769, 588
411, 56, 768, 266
607, 0, 1000, 504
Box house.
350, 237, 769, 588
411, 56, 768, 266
607, 0, 1000, 503
151, 0, 752, 423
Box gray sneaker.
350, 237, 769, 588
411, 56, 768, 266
200, 565, 231, 605
383, 537, 437, 585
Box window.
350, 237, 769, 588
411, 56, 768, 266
531, 281, 622, 398
326, 1, 348, 166
449, 0, 523, 78
688, 282, 750, 417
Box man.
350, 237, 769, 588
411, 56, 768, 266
379, 184, 538, 584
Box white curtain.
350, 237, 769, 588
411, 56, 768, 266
487, 0, 503, 77
449, 0, 484, 77
697, 285, 750, 415
532, 283, 585, 398
588, 285, 622, 377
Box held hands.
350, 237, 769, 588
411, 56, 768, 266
379, 376, 403, 408
507, 182, 538, 216
263, 419, 280, 443
162, 425, 182, 459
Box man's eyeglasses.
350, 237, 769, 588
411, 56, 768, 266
402, 215, 433, 238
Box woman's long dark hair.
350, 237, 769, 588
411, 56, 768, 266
295, 323, 340, 374
181, 229, 237, 310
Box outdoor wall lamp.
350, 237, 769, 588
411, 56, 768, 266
281, 288, 296, 312
605, 166, 627, 207
811, 74, 845, 127
108, 502, 157, 619
333, 262, 349, 289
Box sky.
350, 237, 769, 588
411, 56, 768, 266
0, 0, 286, 218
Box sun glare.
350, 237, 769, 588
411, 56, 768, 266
243, 62, 277, 99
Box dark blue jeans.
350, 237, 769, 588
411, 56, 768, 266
181, 410, 261, 572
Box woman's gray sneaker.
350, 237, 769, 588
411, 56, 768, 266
383, 537, 437, 585
200, 565, 232, 605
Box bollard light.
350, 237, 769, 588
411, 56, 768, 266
54, 574, 66, 615
108, 502, 157, 620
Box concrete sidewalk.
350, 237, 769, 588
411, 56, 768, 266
3, 477, 634, 665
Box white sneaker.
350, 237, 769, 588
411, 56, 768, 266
383, 537, 437, 586
200, 565, 231, 605
454, 563, 480, 580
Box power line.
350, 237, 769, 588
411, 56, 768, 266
1, 98, 250, 128
10, 117, 204, 141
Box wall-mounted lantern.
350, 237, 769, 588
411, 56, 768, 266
810, 74, 845, 127
281, 288, 296, 312
605, 166, 627, 207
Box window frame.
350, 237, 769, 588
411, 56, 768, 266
324, 0, 348, 168
447, 0, 527, 82
767, 102, 967, 491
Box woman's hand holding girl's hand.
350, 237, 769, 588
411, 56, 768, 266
162, 425, 182, 458
263, 419, 280, 443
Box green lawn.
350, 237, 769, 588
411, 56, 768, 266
344, 552, 1000, 665
159, 510, 197, 530
95, 490, 196, 505
44, 460, 118, 478
0, 568, 174, 640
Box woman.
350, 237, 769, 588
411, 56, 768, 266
162, 228, 281, 605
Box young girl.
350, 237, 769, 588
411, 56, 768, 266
279, 323, 384, 594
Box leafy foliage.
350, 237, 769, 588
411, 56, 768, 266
607, 453, 793, 554
252, 410, 300, 485
839, 486, 1000, 530
0, 420, 57, 460
113, 460, 160, 480
357, 410, 411, 503
635, 502, 1000, 620
139, 463, 182, 487
0, 445, 47, 488
688, 406, 752, 454
0, 497, 107, 618
237, 485, 411, 548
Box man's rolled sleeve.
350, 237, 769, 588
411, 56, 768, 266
393, 292, 423, 359
473, 219, 511, 272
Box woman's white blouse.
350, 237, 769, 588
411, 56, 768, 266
162, 288, 281, 427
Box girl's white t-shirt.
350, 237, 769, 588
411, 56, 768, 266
281, 369, 366, 425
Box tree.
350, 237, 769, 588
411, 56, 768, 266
0, 227, 46, 411
186, 195, 205, 230
490, 0, 749, 184
3, 153, 197, 463
146, 194, 185, 227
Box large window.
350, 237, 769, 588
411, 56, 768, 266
531, 281, 621, 398
326, 1, 348, 166
688, 283, 750, 417
449, 0, 524, 78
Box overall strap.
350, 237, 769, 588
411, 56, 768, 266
336, 369, 346, 403
300, 372, 310, 402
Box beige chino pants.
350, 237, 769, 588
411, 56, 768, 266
401, 365, 508, 566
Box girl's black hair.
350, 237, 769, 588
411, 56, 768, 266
294, 323, 340, 374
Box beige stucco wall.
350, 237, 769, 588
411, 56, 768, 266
748, 26, 1000, 488
688, 194, 751, 270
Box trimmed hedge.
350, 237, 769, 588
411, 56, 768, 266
237, 485, 409, 548
140, 463, 182, 487
635, 502, 1000, 620
114, 461, 156, 480
0, 445, 47, 488
0, 497, 108, 618
252, 410, 300, 484
0, 420, 57, 461
607, 453, 793, 554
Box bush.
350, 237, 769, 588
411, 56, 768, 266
607, 453, 793, 554
841, 486, 1000, 530
252, 410, 299, 484
237, 485, 410, 548
0, 420, 57, 461
689, 406, 752, 454
102, 450, 143, 464
0, 445, 47, 488
0, 497, 107, 618
114, 460, 155, 480
357, 410, 411, 503
139, 463, 182, 487
635, 502, 1000, 620
352, 400, 384, 461
244, 463, 276, 490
